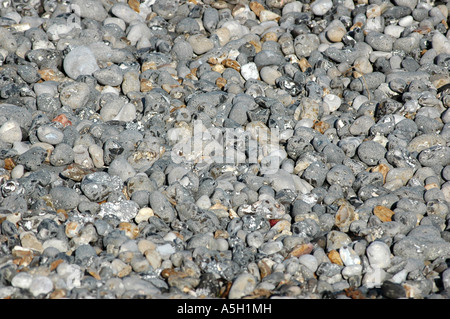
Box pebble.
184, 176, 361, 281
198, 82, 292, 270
149, 191, 176, 223
11, 272, 33, 290
311, 0, 333, 16
228, 273, 257, 299
366, 241, 391, 269
0, 0, 449, 301
29, 276, 53, 297
59, 82, 91, 109
63, 46, 99, 80
0, 120, 22, 143
188, 34, 214, 55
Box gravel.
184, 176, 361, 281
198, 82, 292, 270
0, 0, 450, 301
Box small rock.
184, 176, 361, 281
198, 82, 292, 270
29, 276, 53, 297
63, 46, 99, 80
311, 0, 333, 16
0, 120, 22, 143
366, 241, 391, 269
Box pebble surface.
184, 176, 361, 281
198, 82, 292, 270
0, 0, 450, 300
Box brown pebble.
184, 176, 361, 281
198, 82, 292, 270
425, 183, 439, 190
262, 32, 278, 42
344, 287, 366, 299
249, 40, 261, 53
214, 229, 229, 239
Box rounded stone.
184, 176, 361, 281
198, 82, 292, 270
357, 141, 387, 166
29, 276, 54, 297
228, 273, 257, 299
63, 46, 99, 80
366, 241, 391, 269
0, 120, 22, 143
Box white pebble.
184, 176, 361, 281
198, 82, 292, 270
352, 95, 369, 111
156, 243, 176, 259
0, 120, 22, 143
240, 62, 259, 81
366, 241, 391, 269
384, 25, 405, 38
88, 144, 104, 168
11, 164, 24, 179
57, 263, 82, 289
135, 207, 154, 224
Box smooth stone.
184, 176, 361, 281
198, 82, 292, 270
366, 241, 391, 269
259, 66, 281, 86
298, 254, 319, 272
294, 34, 320, 57
188, 34, 214, 55
149, 191, 176, 223
241, 62, 259, 80
111, 3, 144, 24
365, 32, 394, 52
59, 82, 91, 109
311, 0, 333, 16
228, 273, 257, 299
326, 23, 346, 43
29, 276, 53, 297
37, 125, 64, 145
